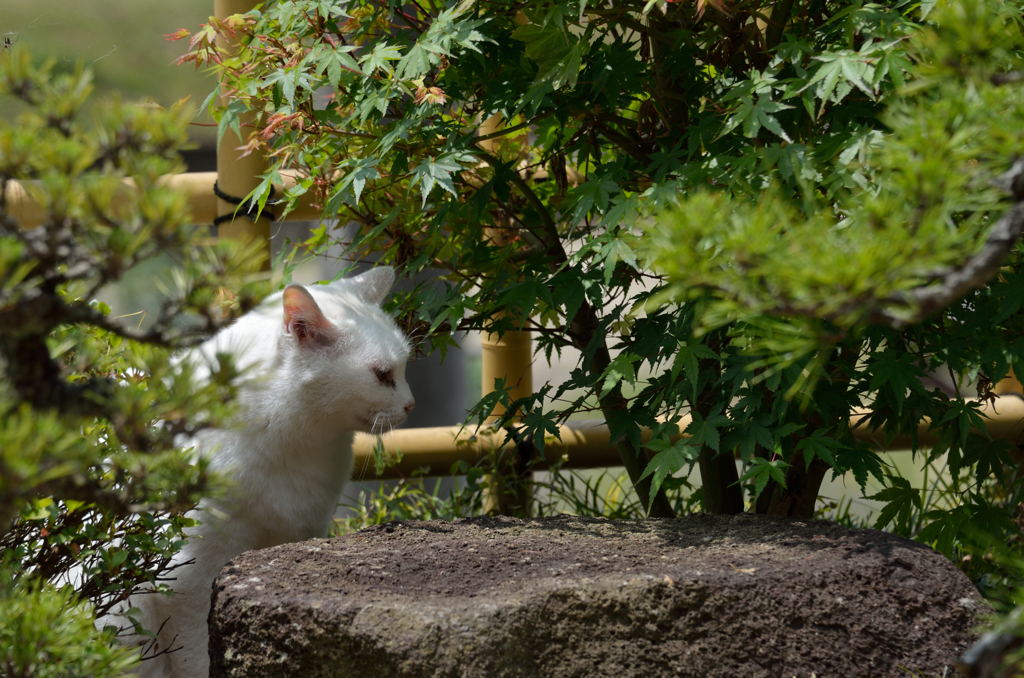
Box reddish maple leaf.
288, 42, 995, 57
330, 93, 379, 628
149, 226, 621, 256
164, 28, 191, 41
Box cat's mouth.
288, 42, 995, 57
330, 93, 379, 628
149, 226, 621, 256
358, 412, 406, 434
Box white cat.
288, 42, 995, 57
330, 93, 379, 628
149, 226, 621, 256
119, 266, 414, 678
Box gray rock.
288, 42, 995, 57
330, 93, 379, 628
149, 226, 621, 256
208, 514, 988, 678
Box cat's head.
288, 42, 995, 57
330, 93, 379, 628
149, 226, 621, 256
279, 267, 415, 434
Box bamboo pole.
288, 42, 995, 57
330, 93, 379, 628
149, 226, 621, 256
477, 113, 535, 514
214, 0, 271, 248
350, 420, 623, 480
480, 330, 535, 422
478, 327, 535, 513
849, 396, 1024, 450
4, 171, 319, 229
352, 395, 1024, 480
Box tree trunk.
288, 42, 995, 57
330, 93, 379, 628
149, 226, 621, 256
692, 334, 743, 514
698, 448, 744, 514
568, 303, 676, 518
755, 458, 830, 518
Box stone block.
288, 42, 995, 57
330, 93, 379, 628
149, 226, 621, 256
209, 514, 987, 677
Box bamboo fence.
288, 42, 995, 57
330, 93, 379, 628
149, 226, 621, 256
5, 0, 1024, 496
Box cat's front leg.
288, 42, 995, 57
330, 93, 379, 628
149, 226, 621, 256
151, 525, 244, 678
160, 587, 212, 678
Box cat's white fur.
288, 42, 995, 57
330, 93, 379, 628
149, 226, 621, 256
119, 267, 414, 678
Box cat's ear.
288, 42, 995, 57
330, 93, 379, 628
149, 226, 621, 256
350, 266, 395, 306
282, 285, 336, 347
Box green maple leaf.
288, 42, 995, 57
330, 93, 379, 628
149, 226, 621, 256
512, 13, 585, 91
795, 429, 841, 468
339, 158, 380, 203
868, 351, 925, 415
311, 44, 361, 87
570, 176, 619, 221
685, 409, 730, 452
600, 352, 638, 397
359, 42, 402, 76
411, 155, 468, 205
868, 475, 922, 531
639, 438, 698, 507
739, 457, 789, 499
722, 95, 793, 142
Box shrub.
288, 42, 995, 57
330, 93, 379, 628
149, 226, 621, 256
0, 47, 266, 668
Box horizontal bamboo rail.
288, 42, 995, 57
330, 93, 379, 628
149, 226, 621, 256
8, 169, 1024, 480
7, 0, 1024, 493
8, 167, 1024, 481
350, 421, 623, 479
351, 395, 1024, 479
4, 171, 321, 228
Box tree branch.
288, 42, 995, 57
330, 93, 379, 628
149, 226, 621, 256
474, 113, 551, 145
0, 330, 115, 418
992, 71, 1024, 86
765, 0, 797, 50
475, 145, 677, 517
566, 303, 677, 518
64, 301, 215, 348
875, 159, 1024, 327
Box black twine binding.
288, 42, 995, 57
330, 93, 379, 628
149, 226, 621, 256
213, 181, 277, 227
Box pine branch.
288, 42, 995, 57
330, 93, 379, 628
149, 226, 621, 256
0, 330, 115, 417
875, 158, 1024, 328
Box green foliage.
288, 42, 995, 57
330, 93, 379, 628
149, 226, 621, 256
645, 0, 1024, 344
0, 47, 266, 670
637, 0, 1024, 590
335, 464, 692, 534
0, 572, 136, 677
192, 0, 1024, 600
334, 463, 487, 534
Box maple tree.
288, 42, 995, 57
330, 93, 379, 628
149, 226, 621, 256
180, 0, 1024, 591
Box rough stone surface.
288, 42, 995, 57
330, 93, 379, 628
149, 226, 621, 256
209, 514, 988, 678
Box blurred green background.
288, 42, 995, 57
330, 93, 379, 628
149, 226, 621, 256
2, 1, 216, 146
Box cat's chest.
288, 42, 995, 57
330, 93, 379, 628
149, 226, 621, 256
214, 431, 355, 542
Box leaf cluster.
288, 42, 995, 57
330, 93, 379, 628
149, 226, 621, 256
0, 573, 137, 677
645, 0, 1024, 343
194, 0, 1024, 591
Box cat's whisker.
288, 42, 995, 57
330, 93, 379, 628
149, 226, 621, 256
356, 440, 373, 480
371, 412, 391, 437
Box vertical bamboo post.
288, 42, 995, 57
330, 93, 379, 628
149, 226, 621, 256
214, 0, 271, 250
479, 114, 534, 515
480, 328, 534, 514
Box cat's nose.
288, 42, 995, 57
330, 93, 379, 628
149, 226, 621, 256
403, 400, 415, 415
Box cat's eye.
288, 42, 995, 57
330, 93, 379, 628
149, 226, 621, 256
373, 366, 396, 388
